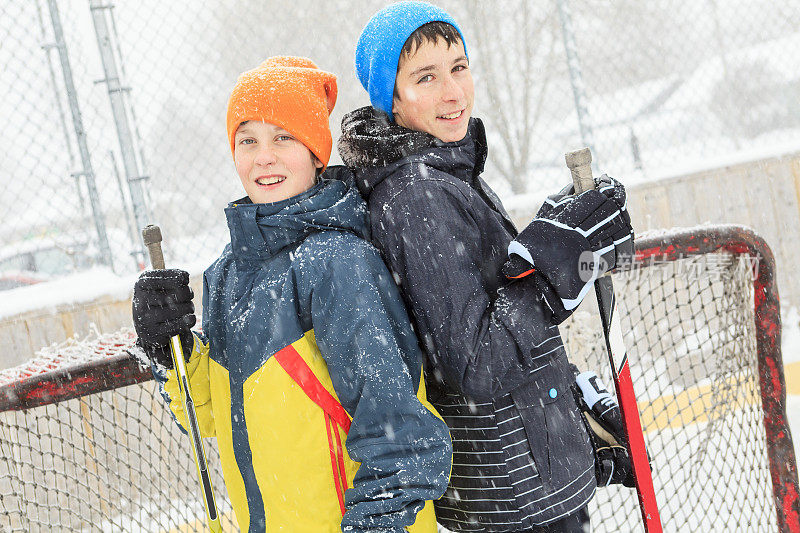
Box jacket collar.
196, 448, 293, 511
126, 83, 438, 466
338, 106, 488, 199
225, 172, 368, 266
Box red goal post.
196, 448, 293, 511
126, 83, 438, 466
0, 224, 798, 532
634, 225, 798, 533
627, 224, 798, 533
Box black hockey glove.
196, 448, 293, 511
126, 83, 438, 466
132, 268, 195, 369
572, 368, 637, 488
504, 175, 634, 323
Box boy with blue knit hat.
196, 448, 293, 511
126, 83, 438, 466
132, 55, 451, 532
339, 2, 636, 532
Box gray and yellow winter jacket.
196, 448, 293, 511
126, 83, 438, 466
156, 171, 451, 532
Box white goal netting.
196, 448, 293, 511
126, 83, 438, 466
0, 226, 797, 532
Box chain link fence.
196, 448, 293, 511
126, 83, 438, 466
1, 0, 798, 287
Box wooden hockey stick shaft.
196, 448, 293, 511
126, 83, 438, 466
142, 225, 222, 533
565, 149, 662, 532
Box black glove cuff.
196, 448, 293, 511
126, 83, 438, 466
137, 331, 194, 370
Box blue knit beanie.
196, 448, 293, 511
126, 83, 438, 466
355, 1, 467, 120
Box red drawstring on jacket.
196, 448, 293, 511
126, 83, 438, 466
274, 344, 353, 516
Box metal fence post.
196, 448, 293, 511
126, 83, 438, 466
35, 0, 84, 215
88, 0, 149, 267
45, 0, 113, 269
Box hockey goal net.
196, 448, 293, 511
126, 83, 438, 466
0, 224, 797, 532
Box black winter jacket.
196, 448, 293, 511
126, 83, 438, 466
339, 107, 597, 531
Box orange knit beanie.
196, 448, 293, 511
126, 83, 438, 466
226, 56, 338, 167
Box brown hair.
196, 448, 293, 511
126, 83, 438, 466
399, 21, 462, 65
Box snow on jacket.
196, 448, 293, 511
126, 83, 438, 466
338, 107, 596, 530
157, 170, 452, 533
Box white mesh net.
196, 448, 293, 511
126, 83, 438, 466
0, 249, 791, 532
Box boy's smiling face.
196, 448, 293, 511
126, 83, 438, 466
233, 121, 322, 204
392, 37, 473, 143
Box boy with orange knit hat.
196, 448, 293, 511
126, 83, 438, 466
131, 56, 451, 532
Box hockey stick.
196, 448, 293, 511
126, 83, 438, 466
142, 225, 222, 533
565, 149, 662, 532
